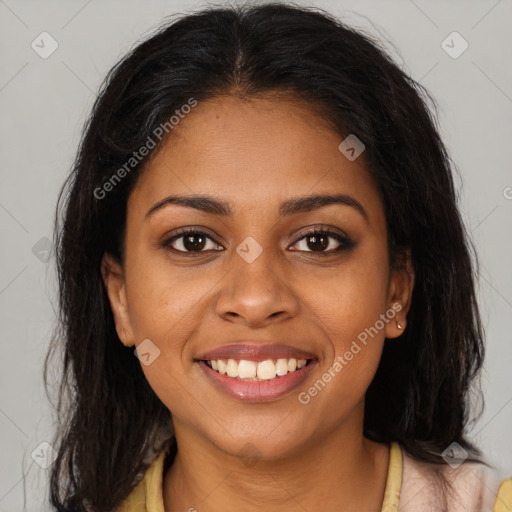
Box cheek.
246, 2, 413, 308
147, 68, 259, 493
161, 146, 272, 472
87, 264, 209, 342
306, 245, 390, 342
125, 245, 208, 342
125, 272, 199, 413
124, 248, 225, 409
300, 244, 390, 397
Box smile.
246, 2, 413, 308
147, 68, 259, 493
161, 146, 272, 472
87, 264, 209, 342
196, 358, 318, 402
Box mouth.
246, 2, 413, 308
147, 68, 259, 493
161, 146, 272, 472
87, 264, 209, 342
193, 343, 318, 402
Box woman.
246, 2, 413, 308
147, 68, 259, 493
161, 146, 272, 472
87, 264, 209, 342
45, 3, 512, 511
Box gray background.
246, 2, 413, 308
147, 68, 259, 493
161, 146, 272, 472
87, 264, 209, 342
1, 0, 511, 510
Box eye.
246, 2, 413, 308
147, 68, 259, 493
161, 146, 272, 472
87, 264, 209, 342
290, 228, 353, 254
162, 227, 354, 256
162, 228, 223, 254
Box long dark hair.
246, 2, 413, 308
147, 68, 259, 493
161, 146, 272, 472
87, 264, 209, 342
44, 2, 485, 510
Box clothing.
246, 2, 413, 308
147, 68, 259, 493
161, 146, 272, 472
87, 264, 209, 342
117, 442, 512, 511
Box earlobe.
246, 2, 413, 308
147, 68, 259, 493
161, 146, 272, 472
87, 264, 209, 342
100, 253, 135, 347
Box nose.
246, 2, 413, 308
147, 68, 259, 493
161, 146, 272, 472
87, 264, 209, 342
214, 243, 300, 328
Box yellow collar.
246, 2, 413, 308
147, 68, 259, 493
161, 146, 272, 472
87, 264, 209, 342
381, 441, 402, 511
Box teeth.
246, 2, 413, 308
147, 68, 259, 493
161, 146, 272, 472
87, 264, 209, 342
276, 359, 289, 376
226, 359, 238, 378
257, 360, 276, 380
217, 359, 227, 375
238, 359, 257, 379
204, 357, 311, 380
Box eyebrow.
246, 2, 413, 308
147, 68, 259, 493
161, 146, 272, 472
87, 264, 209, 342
145, 193, 368, 222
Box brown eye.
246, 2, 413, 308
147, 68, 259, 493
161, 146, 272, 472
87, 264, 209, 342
163, 230, 223, 253
291, 229, 353, 254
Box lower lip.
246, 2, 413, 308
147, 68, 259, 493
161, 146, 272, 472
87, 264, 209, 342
196, 359, 318, 402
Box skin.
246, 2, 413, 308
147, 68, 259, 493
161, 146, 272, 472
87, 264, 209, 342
101, 95, 414, 512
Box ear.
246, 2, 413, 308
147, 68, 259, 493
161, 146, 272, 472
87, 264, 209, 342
100, 253, 135, 347
385, 248, 415, 339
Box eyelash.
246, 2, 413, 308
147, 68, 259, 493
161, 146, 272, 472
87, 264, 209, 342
162, 227, 354, 256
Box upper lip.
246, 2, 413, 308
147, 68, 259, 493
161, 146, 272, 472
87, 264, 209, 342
195, 343, 317, 362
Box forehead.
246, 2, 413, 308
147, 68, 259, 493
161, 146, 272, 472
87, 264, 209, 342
128, 95, 382, 222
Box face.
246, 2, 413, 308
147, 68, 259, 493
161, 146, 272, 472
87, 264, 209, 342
102, 95, 413, 460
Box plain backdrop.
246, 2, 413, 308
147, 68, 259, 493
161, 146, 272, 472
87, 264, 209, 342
0, 0, 511, 510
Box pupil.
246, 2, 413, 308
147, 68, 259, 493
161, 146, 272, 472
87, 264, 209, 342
308, 234, 328, 251
183, 234, 206, 251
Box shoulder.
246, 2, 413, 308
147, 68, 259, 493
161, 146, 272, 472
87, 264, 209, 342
398, 446, 512, 512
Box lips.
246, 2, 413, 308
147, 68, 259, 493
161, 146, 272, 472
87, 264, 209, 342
194, 342, 318, 401
197, 358, 318, 402
195, 342, 317, 362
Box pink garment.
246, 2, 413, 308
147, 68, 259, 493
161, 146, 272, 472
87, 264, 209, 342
398, 446, 509, 511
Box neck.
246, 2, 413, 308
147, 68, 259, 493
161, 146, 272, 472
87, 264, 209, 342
163, 416, 390, 512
